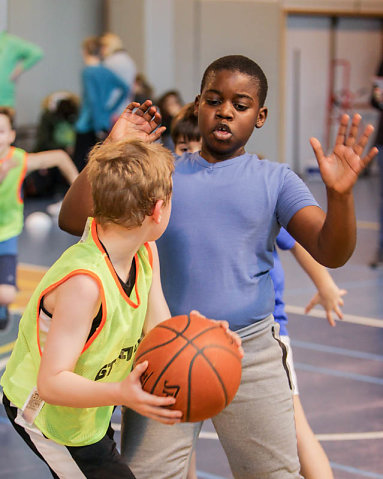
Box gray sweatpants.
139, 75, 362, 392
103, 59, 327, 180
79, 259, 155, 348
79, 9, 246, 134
121, 315, 302, 479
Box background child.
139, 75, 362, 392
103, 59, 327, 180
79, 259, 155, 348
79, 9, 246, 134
59, 53, 377, 478
1, 138, 183, 478
0, 107, 78, 330
72, 36, 128, 172
171, 102, 201, 156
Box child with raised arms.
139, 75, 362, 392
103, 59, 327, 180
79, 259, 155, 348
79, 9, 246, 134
59, 55, 377, 478
0, 107, 78, 329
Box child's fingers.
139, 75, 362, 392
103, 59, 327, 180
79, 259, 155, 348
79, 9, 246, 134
148, 126, 166, 143
309, 137, 325, 165
361, 146, 379, 169
305, 295, 318, 314
131, 360, 148, 379
334, 305, 343, 320
334, 113, 350, 145
326, 311, 336, 327
353, 123, 374, 157
345, 114, 361, 147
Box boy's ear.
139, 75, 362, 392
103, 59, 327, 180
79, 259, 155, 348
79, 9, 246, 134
255, 107, 268, 129
10, 129, 16, 144
194, 95, 200, 116
151, 199, 164, 224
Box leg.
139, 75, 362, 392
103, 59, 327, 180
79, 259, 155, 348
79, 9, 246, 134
121, 406, 201, 479
280, 336, 333, 479
0, 254, 17, 330
3, 395, 135, 478
186, 450, 197, 479
212, 317, 302, 479
294, 396, 333, 479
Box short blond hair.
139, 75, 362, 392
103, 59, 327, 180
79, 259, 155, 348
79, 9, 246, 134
87, 139, 174, 228
100, 32, 123, 55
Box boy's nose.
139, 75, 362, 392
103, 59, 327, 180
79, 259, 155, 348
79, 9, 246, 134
216, 102, 233, 119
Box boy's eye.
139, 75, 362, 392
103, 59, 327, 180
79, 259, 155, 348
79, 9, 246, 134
234, 104, 248, 111
206, 98, 221, 106
180, 147, 189, 153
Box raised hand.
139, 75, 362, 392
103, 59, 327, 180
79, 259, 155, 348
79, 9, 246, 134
107, 100, 166, 144
310, 114, 378, 194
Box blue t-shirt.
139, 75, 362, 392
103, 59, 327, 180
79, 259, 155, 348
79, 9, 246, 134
156, 152, 319, 331
75, 65, 128, 134
270, 228, 296, 336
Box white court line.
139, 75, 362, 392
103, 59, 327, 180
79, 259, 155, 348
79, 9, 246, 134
285, 305, 383, 328
195, 430, 383, 442
316, 431, 383, 441
357, 220, 379, 231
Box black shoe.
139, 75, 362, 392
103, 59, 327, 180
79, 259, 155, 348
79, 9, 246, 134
0, 305, 10, 330
369, 251, 383, 269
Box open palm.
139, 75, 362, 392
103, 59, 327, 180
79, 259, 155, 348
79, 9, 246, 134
108, 100, 166, 143
310, 114, 378, 194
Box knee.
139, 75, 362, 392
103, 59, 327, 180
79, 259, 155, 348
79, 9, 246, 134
0, 285, 17, 305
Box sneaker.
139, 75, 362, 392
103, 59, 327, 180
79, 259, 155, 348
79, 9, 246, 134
0, 305, 10, 330
46, 200, 62, 217
369, 250, 383, 269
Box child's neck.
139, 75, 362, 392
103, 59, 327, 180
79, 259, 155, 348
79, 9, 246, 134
200, 146, 246, 164
96, 223, 145, 282
0, 145, 11, 160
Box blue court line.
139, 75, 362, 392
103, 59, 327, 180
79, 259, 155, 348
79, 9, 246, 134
291, 339, 383, 362
294, 362, 383, 386
330, 461, 383, 478
196, 472, 228, 479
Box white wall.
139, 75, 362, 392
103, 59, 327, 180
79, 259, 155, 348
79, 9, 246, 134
284, 15, 382, 174
7, 0, 104, 126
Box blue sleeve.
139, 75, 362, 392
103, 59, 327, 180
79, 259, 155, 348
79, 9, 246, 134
82, 69, 104, 132
276, 168, 319, 229
276, 227, 295, 251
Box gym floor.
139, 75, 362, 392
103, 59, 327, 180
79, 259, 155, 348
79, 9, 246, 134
0, 174, 382, 479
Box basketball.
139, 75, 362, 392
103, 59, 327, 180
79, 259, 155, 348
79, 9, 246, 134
134, 312, 242, 422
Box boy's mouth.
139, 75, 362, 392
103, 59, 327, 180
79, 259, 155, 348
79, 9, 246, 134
213, 123, 232, 141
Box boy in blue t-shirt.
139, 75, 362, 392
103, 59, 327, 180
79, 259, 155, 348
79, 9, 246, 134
59, 55, 377, 478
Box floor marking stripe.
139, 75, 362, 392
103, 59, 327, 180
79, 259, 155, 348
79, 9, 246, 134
291, 339, 383, 362
196, 472, 228, 479
197, 430, 383, 442
295, 362, 383, 385
357, 220, 379, 231
0, 342, 15, 355
285, 305, 383, 328
330, 461, 383, 478
18, 263, 49, 273
317, 431, 383, 441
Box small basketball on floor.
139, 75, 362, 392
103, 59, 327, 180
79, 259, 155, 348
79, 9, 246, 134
134, 312, 242, 422
25, 211, 52, 239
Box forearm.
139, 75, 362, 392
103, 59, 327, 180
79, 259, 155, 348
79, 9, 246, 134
291, 242, 337, 291
52, 150, 79, 184
28, 150, 78, 184
37, 370, 122, 408
288, 191, 356, 268
59, 166, 93, 235
318, 189, 356, 267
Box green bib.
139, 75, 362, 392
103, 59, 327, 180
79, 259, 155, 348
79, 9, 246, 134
0, 147, 27, 241
1, 218, 153, 446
